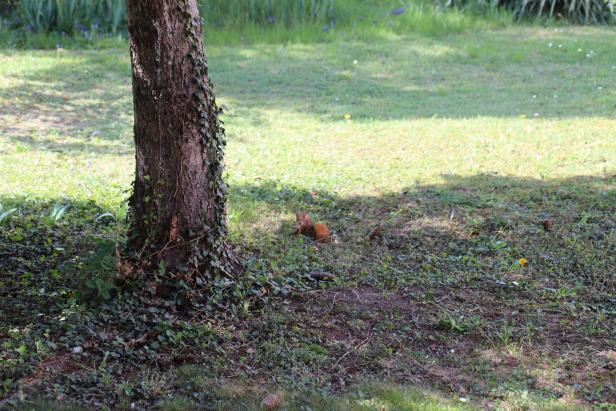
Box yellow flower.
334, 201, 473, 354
344, 113, 352, 120
518, 258, 528, 266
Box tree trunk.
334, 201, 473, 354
125, 0, 237, 289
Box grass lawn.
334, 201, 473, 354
1, 26, 615, 410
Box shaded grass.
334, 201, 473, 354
1, 26, 615, 409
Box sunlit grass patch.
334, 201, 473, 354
160, 376, 477, 411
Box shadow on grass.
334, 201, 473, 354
1, 52, 133, 155
1, 173, 614, 407
2, 29, 615, 157
225, 174, 615, 406
0, 197, 115, 327
2, 172, 614, 325
230, 173, 615, 289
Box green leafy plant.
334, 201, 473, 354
0, 206, 17, 225
44, 203, 70, 225
95, 201, 129, 223
80, 238, 118, 301
437, 312, 481, 333
85, 275, 115, 300
497, 322, 513, 346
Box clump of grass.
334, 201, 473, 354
446, 0, 615, 23
19, 0, 125, 33
507, 0, 615, 23
199, 0, 336, 28
3, 0, 512, 46
202, 0, 512, 45
10, 0, 336, 34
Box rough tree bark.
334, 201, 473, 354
125, 0, 237, 290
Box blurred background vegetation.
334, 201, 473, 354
0, 0, 613, 46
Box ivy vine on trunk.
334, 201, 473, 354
124, 0, 240, 299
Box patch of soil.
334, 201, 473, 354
289, 285, 616, 405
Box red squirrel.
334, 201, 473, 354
295, 211, 332, 243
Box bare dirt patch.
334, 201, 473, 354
289, 285, 615, 405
